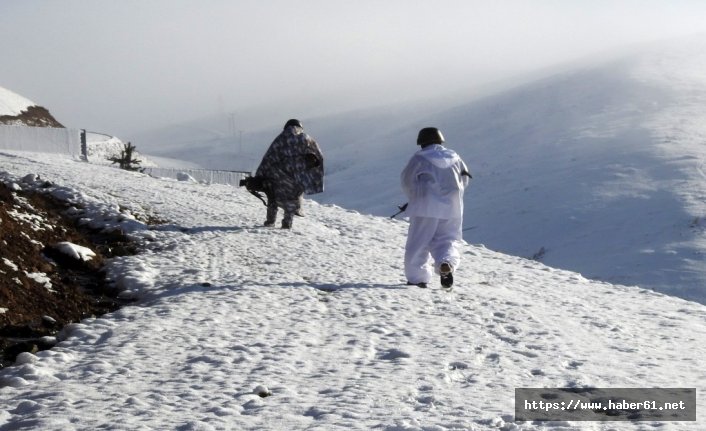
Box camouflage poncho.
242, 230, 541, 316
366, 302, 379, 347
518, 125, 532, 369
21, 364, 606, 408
255, 126, 324, 207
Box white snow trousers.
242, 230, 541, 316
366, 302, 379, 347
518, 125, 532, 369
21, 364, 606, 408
404, 216, 463, 284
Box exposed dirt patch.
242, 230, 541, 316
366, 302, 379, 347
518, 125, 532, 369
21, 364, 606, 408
0, 181, 133, 368
0, 105, 64, 128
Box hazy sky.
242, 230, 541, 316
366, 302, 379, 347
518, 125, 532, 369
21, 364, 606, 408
2, 0, 706, 139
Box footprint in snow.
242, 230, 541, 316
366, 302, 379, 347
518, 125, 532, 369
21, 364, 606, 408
489, 330, 520, 346
525, 344, 545, 351
485, 353, 501, 364
504, 325, 521, 334
512, 349, 539, 358
416, 394, 435, 405
563, 360, 585, 369
378, 348, 411, 361
448, 361, 469, 370
303, 406, 328, 419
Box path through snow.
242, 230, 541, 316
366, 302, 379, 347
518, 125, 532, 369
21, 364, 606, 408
0, 152, 705, 430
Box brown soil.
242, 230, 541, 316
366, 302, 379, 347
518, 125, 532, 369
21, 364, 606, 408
0, 181, 133, 368
0, 105, 64, 128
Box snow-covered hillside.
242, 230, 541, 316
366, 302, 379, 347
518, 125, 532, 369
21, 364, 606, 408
426, 36, 706, 303
1, 151, 705, 430
0, 86, 35, 117
0, 86, 64, 128
132, 35, 706, 304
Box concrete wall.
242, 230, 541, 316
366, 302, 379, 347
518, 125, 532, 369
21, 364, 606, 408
0, 125, 81, 157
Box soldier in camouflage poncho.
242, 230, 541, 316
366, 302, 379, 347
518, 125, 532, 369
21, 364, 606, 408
255, 119, 324, 229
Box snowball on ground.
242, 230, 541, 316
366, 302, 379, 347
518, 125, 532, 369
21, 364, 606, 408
21, 174, 38, 183
55, 241, 96, 261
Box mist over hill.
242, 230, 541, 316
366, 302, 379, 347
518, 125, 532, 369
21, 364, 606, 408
132, 35, 706, 303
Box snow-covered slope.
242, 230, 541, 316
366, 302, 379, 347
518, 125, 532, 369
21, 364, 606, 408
1, 151, 705, 430
0, 86, 64, 128
428, 36, 706, 303
0, 86, 35, 117
320, 36, 706, 303
134, 36, 706, 303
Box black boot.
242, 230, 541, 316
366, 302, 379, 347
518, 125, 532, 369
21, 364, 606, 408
265, 202, 278, 227
281, 211, 294, 229
440, 263, 453, 288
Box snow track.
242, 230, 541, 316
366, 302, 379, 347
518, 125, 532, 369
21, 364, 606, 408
1, 152, 705, 430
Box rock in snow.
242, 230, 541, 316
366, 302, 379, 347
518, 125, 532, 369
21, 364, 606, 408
176, 172, 196, 182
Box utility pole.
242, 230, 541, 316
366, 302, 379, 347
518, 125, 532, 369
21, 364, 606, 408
228, 112, 236, 137
80, 129, 87, 161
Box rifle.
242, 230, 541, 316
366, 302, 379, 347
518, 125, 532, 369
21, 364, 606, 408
390, 203, 408, 219
390, 170, 471, 220
239, 176, 269, 207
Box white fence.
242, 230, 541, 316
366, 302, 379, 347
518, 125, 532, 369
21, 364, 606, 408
0, 125, 82, 156
0, 125, 250, 187
143, 167, 250, 187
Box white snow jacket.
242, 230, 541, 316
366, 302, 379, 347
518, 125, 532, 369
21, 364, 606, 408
401, 144, 469, 219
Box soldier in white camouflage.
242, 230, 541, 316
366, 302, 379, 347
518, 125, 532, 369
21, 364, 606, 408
255, 119, 324, 229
